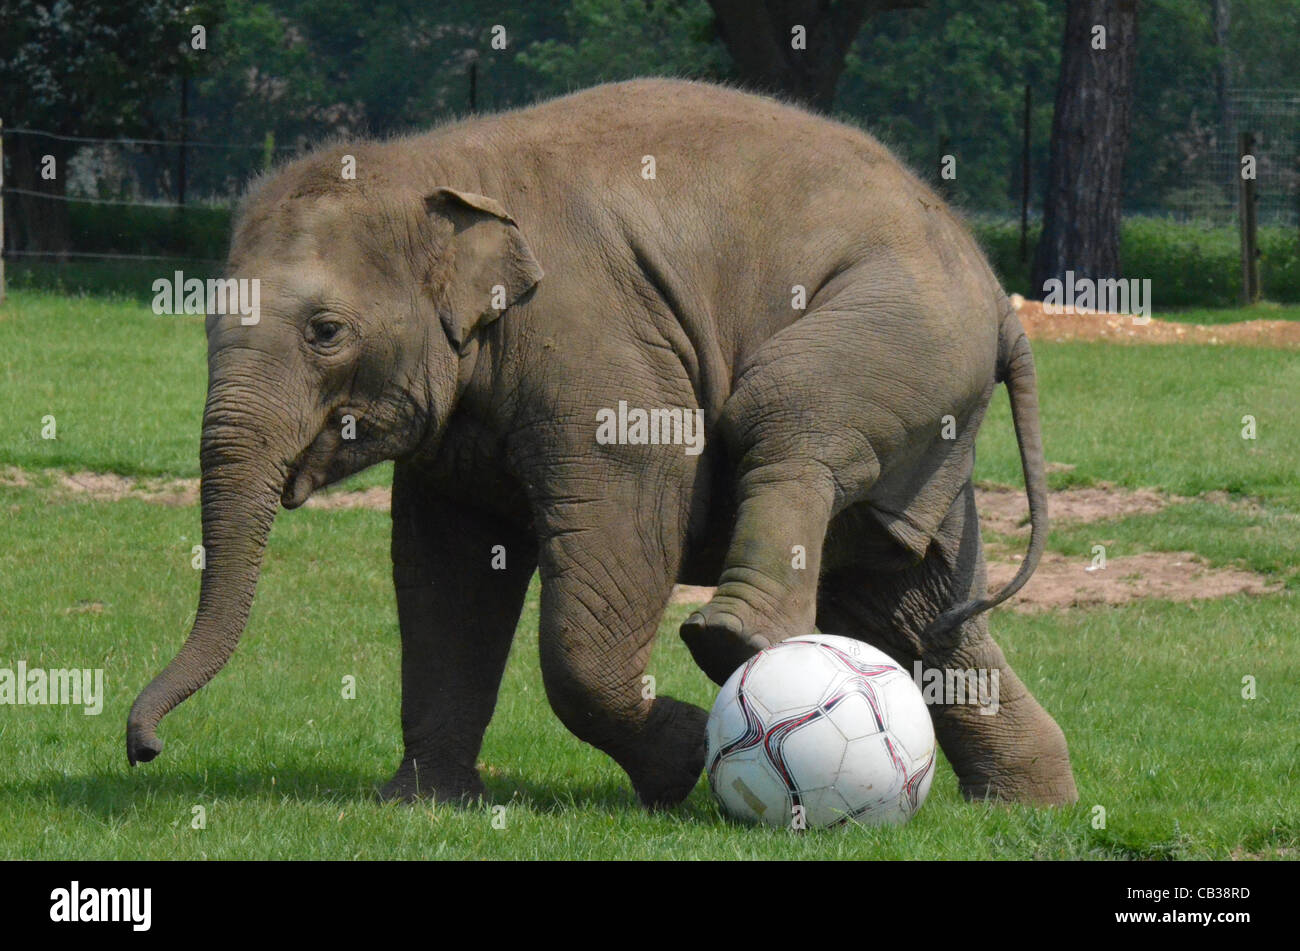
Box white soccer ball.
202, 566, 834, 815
706, 633, 936, 828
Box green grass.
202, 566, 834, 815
1160, 302, 1300, 325
0, 286, 1296, 859
1, 486, 1294, 859
1043, 501, 1300, 588
977, 341, 1300, 508
0, 290, 391, 489
3, 289, 1297, 504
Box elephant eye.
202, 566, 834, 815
307, 314, 349, 350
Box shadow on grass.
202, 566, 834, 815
1, 763, 383, 818
5, 763, 718, 822
483, 769, 717, 820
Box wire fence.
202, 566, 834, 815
3, 89, 1300, 282
1128, 90, 1300, 226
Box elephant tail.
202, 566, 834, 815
924, 304, 1048, 638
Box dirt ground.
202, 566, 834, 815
668, 484, 1280, 611
6, 465, 1277, 613
1011, 294, 1300, 348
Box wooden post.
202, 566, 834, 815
262, 131, 275, 172
469, 58, 478, 113
1238, 131, 1260, 305
0, 118, 5, 307
1020, 84, 1031, 263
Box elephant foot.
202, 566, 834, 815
622, 697, 708, 810
935, 686, 1079, 807
377, 760, 486, 806
680, 586, 814, 685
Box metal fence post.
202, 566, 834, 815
1238, 131, 1260, 305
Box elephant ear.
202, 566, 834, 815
424, 186, 543, 352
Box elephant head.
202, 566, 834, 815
126, 163, 542, 765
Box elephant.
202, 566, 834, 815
126, 78, 1078, 809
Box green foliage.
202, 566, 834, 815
840, 0, 1063, 212
0, 0, 226, 133
69, 203, 232, 259
517, 0, 727, 90
974, 217, 1300, 307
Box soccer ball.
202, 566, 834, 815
706, 633, 935, 828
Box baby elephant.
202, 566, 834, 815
127, 79, 1077, 809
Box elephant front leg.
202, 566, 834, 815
381, 464, 537, 804
536, 493, 708, 809
681, 310, 884, 685
681, 463, 836, 683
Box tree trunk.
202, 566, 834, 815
706, 0, 925, 111
1031, 0, 1139, 292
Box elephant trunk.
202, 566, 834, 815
126, 382, 294, 765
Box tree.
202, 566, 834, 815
705, 0, 925, 110
1031, 0, 1140, 292
518, 0, 727, 92
839, 0, 1062, 212
0, 0, 219, 252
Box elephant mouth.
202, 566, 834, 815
281, 412, 356, 509
281, 458, 316, 509
280, 435, 330, 510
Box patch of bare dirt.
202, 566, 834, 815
975, 483, 1170, 537
0, 466, 32, 488
1012, 295, 1300, 348
1, 466, 394, 510
1231, 845, 1297, 861
669, 585, 717, 606
672, 548, 1279, 612
57, 470, 198, 506
304, 486, 392, 511
986, 551, 1279, 612
671, 484, 1279, 612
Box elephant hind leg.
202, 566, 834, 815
817, 484, 1078, 806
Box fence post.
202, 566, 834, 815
469, 57, 478, 113
1, 118, 5, 307
178, 69, 189, 206
1238, 131, 1260, 305
1020, 84, 1031, 263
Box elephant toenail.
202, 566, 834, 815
713, 612, 744, 635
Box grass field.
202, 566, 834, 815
1, 287, 1296, 859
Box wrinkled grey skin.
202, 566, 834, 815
127, 79, 1077, 808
